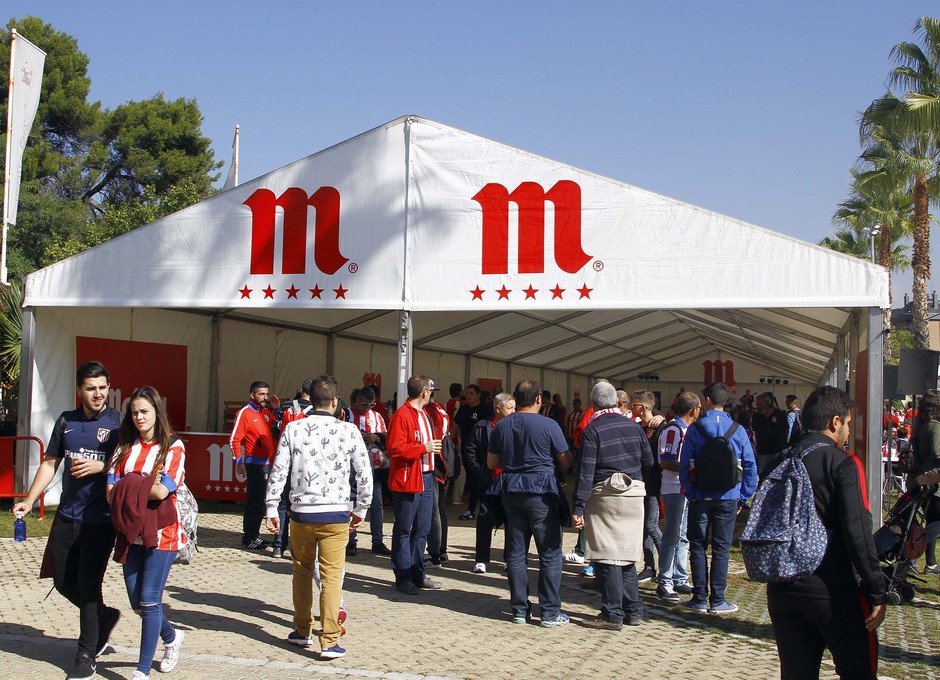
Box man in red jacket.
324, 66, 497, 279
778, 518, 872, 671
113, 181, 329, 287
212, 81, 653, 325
231, 380, 278, 550
387, 375, 443, 595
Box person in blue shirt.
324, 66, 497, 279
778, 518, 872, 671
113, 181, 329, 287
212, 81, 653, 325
14, 361, 122, 680
678, 381, 757, 615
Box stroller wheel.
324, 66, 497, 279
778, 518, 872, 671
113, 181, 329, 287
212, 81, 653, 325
886, 591, 902, 606
901, 584, 916, 601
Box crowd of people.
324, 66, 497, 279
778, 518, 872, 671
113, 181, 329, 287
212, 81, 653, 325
12, 363, 909, 680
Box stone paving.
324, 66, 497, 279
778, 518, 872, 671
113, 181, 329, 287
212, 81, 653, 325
0, 504, 894, 679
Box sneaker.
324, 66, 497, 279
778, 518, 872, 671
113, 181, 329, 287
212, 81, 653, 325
925, 563, 940, 574
540, 612, 570, 628
272, 548, 282, 558
371, 543, 392, 556
674, 582, 694, 594
396, 582, 420, 595
681, 599, 708, 613
244, 537, 267, 550
587, 614, 623, 631
319, 644, 346, 659
708, 601, 739, 615
159, 628, 185, 672
288, 629, 314, 646
656, 585, 680, 603
95, 606, 121, 657
439, 552, 449, 563
472, 562, 487, 574
346, 543, 358, 557
637, 566, 655, 583
131, 672, 148, 679
581, 564, 595, 577
423, 557, 440, 569
511, 605, 532, 624
626, 614, 643, 626
563, 551, 585, 564
459, 510, 475, 521
67, 652, 96, 680
419, 577, 443, 590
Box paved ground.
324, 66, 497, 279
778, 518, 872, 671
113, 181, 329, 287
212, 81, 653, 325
0, 504, 911, 679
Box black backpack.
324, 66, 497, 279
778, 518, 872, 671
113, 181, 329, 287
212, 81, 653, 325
692, 420, 742, 494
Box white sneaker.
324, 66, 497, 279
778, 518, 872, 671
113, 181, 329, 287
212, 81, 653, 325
563, 551, 585, 564
925, 563, 940, 574
472, 562, 486, 573
159, 628, 184, 673
131, 671, 149, 679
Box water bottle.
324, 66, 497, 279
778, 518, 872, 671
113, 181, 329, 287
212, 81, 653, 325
14, 511, 26, 542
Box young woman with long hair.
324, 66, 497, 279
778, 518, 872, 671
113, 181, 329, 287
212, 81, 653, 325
911, 389, 940, 574
106, 386, 187, 678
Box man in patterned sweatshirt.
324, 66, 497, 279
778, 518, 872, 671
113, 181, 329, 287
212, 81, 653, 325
265, 374, 372, 661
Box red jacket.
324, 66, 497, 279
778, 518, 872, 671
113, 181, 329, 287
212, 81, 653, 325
387, 401, 433, 493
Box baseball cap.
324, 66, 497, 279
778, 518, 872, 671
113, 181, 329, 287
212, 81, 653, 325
427, 379, 438, 392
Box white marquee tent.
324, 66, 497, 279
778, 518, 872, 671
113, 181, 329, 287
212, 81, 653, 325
18, 116, 889, 508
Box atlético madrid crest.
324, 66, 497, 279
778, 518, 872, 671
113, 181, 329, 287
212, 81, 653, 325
97, 428, 111, 443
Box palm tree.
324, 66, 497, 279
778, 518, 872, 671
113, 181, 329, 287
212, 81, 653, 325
861, 17, 940, 349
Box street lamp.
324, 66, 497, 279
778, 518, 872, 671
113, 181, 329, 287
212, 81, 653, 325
862, 225, 881, 264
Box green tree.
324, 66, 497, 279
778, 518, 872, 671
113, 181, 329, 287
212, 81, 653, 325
862, 17, 940, 349
1, 16, 221, 278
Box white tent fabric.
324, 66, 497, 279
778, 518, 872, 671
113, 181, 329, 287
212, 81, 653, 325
19, 115, 889, 509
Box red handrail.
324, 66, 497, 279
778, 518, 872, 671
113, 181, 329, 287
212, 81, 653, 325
0, 436, 46, 519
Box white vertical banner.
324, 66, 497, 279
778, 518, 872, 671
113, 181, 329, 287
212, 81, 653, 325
222, 124, 239, 190
2, 29, 46, 284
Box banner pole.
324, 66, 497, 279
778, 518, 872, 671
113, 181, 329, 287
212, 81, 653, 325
1, 31, 18, 285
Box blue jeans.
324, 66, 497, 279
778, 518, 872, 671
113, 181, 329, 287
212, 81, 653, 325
594, 562, 643, 623
370, 468, 389, 546
643, 495, 662, 571
123, 545, 178, 675
274, 484, 290, 551
391, 472, 434, 586
658, 493, 690, 589
502, 493, 563, 620
686, 498, 737, 606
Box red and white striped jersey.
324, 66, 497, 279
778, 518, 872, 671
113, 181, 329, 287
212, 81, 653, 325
109, 438, 186, 551
342, 408, 388, 434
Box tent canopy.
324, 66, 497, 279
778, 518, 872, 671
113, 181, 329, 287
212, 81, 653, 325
24, 115, 887, 384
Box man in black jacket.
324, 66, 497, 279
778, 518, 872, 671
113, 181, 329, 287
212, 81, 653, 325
764, 386, 886, 680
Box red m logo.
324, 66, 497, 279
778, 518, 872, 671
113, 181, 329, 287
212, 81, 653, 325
244, 187, 349, 276
703, 360, 735, 388
472, 180, 591, 275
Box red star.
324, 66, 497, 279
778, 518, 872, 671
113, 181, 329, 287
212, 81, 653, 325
496, 285, 511, 300
577, 283, 593, 299
523, 285, 538, 299
550, 284, 565, 299
238, 286, 252, 299
333, 285, 348, 299
286, 284, 300, 299
262, 285, 276, 299
470, 285, 485, 300
309, 285, 323, 299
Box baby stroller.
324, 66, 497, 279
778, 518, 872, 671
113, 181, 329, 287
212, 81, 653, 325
873, 484, 934, 605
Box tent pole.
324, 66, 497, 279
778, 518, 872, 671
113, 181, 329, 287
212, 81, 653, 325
866, 307, 884, 524
464, 355, 471, 390
397, 311, 412, 410
208, 313, 222, 432
16, 305, 35, 493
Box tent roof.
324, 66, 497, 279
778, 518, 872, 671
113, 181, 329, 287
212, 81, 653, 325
23, 115, 887, 383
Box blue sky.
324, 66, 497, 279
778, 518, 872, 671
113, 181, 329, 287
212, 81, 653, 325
7, 1, 940, 304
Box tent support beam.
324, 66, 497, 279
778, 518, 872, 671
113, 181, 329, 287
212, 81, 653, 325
397, 311, 413, 409
16, 306, 36, 493
866, 307, 884, 522
208, 314, 222, 432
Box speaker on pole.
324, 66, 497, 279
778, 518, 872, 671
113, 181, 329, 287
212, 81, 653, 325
883, 364, 901, 400
897, 349, 940, 395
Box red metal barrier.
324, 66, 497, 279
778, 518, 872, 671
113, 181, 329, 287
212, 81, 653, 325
0, 436, 46, 519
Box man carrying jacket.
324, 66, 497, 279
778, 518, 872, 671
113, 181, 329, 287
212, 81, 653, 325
387, 375, 443, 595
679, 381, 758, 615
764, 386, 885, 679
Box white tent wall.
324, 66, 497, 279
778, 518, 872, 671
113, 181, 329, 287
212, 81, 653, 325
331, 336, 397, 404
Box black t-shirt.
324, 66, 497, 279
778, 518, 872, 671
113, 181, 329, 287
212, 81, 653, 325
454, 402, 492, 448
49, 406, 122, 523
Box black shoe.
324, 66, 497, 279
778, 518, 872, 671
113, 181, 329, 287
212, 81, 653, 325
346, 543, 358, 557
371, 543, 392, 556
396, 582, 420, 595
637, 567, 655, 583
244, 537, 267, 550
458, 510, 475, 521
95, 607, 121, 657
673, 582, 694, 594
439, 552, 449, 563
67, 652, 96, 680
626, 615, 643, 626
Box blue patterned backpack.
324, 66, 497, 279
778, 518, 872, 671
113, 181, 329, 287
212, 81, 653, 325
740, 443, 828, 582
